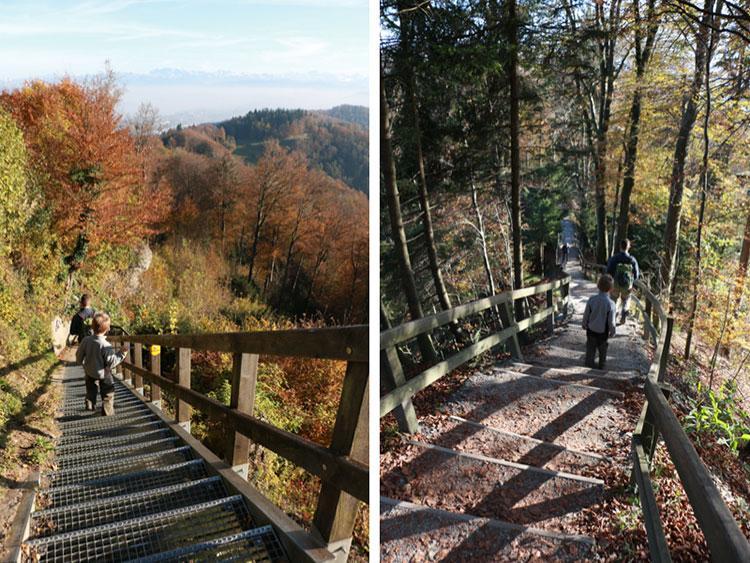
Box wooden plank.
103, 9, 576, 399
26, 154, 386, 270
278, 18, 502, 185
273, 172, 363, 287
313, 361, 368, 552
150, 347, 161, 408
635, 280, 667, 325
657, 318, 674, 383
379, 325, 518, 417
381, 347, 419, 433
122, 341, 132, 386
645, 379, 750, 560
379, 292, 512, 349
228, 353, 258, 478
499, 301, 523, 361
121, 362, 367, 502
109, 326, 367, 362
133, 342, 143, 394
632, 436, 672, 562
176, 348, 191, 430
510, 277, 569, 300
515, 306, 554, 332
546, 288, 554, 333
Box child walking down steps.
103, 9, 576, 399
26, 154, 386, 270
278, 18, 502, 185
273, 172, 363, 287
582, 274, 617, 370
76, 312, 128, 416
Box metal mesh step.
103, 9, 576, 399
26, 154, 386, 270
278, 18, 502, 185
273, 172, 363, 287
54, 437, 179, 468
54, 428, 171, 455
23, 496, 254, 563
56, 420, 165, 445
56, 403, 149, 422
57, 409, 154, 430
56, 414, 159, 437
31, 477, 227, 538
43, 447, 192, 488
129, 525, 286, 562
38, 459, 208, 509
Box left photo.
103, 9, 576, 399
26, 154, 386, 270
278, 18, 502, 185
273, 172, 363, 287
0, 1, 370, 562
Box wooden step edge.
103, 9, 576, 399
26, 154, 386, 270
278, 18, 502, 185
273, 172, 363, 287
518, 355, 646, 377
502, 361, 644, 381
380, 496, 596, 545
446, 415, 612, 462
497, 369, 626, 398
405, 440, 605, 486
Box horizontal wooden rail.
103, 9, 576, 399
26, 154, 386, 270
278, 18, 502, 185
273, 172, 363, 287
380, 277, 570, 350
112, 325, 368, 558
645, 380, 750, 560
380, 276, 571, 433
121, 362, 368, 502
582, 254, 750, 561
109, 326, 368, 362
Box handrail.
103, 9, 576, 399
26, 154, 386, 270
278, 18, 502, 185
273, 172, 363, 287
580, 256, 750, 561
108, 325, 368, 556
380, 275, 571, 432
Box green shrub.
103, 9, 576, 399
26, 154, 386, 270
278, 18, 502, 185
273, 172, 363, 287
684, 381, 750, 453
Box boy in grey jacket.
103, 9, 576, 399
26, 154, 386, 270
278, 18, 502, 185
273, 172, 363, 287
582, 274, 617, 370
76, 312, 127, 415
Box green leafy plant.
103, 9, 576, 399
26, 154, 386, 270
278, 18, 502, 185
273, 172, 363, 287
683, 381, 750, 453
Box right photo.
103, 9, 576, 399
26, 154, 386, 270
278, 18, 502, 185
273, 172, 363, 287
379, 0, 750, 561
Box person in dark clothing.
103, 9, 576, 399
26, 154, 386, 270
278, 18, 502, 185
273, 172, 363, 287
606, 239, 640, 325
67, 294, 95, 346
583, 274, 617, 369
561, 243, 569, 268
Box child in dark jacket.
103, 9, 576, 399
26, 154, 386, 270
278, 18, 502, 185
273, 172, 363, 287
582, 274, 617, 370
76, 313, 127, 416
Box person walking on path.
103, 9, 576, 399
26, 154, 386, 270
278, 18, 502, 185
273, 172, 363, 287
561, 243, 569, 268
67, 293, 95, 346
76, 312, 127, 416
607, 239, 640, 325
582, 274, 617, 369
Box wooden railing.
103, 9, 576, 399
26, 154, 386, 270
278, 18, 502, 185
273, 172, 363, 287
380, 276, 571, 433
580, 256, 750, 562
108, 326, 368, 561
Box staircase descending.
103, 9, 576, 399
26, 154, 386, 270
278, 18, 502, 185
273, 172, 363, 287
380, 246, 648, 561
20, 365, 286, 562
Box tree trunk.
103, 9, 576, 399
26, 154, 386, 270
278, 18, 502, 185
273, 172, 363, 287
616, 0, 658, 245
662, 0, 715, 294
507, 0, 523, 293
398, 1, 453, 314
471, 180, 496, 296
381, 66, 437, 362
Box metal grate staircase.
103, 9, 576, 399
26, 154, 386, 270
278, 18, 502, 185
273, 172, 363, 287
21, 369, 286, 562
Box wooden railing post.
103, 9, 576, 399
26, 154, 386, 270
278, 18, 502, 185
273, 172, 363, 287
150, 347, 161, 408
546, 287, 554, 334
122, 341, 131, 385
382, 347, 419, 433
133, 342, 143, 395
176, 347, 191, 431
499, 301, 523, 361
644, 299, 652, 341
657, 317, 674, 383
227, 352, 258, 479
313, 360, 368, 558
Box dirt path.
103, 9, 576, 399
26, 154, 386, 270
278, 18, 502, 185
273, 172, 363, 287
381, 221, 651, 561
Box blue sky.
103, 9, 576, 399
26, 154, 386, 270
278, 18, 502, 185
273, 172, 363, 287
0, 0, 369, 120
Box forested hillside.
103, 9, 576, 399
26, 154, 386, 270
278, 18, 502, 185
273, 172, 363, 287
0, 73, 368, 552
381, 0, 750, 558
215, 107, 369, 194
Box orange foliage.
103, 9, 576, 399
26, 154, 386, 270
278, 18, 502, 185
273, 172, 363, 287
0, 76, 169, 266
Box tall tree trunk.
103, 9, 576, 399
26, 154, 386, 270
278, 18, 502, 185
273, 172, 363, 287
507, 0, 523, 293
471, 180, 497, 296
398, 1, 453, 314
736, 202, 750, 308
381, 66, 437, 362
662, 0, 715, 294
617, 0, 659, 244
685, 35, 714, 358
